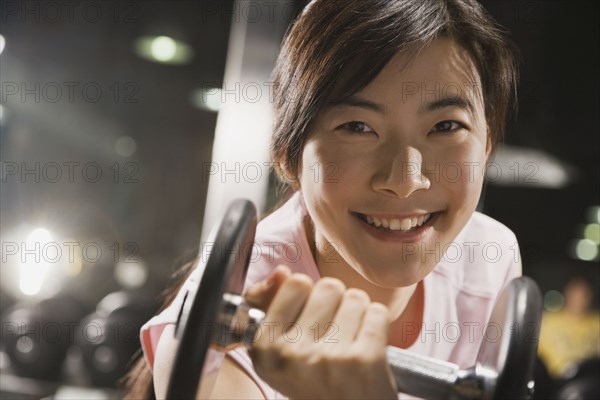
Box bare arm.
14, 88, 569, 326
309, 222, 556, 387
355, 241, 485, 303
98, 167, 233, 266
152, 324, 265, 400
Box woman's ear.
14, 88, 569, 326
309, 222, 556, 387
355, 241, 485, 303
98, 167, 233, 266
485, 125, 493, 158
281, 164, 296, 185
276, 159, 301, 190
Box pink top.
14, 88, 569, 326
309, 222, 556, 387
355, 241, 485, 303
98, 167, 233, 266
140, 191, 521, 399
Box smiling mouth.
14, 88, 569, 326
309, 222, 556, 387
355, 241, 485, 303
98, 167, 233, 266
352, 212, 436, 233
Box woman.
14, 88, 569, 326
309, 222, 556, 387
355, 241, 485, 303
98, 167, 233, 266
125, 0, 521, 398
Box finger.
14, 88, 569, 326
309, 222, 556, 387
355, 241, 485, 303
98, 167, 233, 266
294, 278, 345, 343
353, 302, 391, 350
327, 288, 370, 345
259, 273, 314, 341
244, 265, 292, 310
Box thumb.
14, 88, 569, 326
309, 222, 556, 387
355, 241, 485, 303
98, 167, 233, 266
244, 265, 291, 310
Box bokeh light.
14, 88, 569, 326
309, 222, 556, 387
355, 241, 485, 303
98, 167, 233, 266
115, 136, 137, 157
20, 228, 53, 296
191, 87, 222, 112
544, 290, 565, 311
133, 35, 194, 65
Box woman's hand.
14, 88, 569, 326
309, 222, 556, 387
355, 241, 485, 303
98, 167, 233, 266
244, 266, 398, 400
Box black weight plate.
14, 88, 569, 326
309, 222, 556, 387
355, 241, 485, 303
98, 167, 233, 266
477, 276, 543, 400
166, 199, 257, 399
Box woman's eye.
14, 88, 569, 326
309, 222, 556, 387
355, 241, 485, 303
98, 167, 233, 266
430, 120, 465, 134
338, 121, 376, 135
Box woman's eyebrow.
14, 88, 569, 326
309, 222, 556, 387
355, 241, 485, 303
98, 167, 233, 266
418, 96, 476, 117
326, 96, 386, 113
326, 95, 476, 117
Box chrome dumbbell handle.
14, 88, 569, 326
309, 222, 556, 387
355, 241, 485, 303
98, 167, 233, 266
214, 293, 264, 351
216, 293, 488, 399
386, 346, 488, 399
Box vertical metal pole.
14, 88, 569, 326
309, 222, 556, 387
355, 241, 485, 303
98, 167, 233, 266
201, 0, 294, 243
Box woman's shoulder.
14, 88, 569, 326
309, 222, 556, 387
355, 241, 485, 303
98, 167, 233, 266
244, 191, 320, 292
461, 211, 519, 245
431, 211, 521, 299
256, 191, 305, 237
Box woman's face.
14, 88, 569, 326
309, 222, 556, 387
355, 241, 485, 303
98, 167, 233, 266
298, 37, 491, 288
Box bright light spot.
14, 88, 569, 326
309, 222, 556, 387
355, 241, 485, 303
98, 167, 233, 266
572, 239, 599, 261
114, 260, 148, 289
63, 239, 82, 277
0, 35, 5, 55
0, 105, 4, 122
488, 144, 575, 188
20, 276, 42, 296
583, 223, 600, 245
27, 228, 52, 243
133, 36, 194, 65
191, 87, 222, 112
53, 386, 111, 399
151, 36, 177, 61
544, 290, 565, 311
115, 136, 137, 157
20, 228, 53, 296
587, 206, 600, 223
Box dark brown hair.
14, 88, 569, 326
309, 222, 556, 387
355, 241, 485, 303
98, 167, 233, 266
123, 0, 519, 397
271, 0, 520, 190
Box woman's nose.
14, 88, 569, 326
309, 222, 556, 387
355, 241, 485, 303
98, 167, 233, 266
371, 146, 431, 198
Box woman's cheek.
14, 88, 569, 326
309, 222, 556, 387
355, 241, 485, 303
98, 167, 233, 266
304, 143, 365, 191
443, 150, 487, 208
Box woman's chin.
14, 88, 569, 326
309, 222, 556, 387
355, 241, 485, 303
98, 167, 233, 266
362, 266, 423, 289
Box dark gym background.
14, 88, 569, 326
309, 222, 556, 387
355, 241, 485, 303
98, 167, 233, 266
0, 0, 598, 398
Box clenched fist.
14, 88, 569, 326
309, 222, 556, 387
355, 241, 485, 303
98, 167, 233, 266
244, 265, 398, 400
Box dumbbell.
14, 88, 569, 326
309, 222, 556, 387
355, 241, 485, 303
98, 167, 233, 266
166, 199, 543, 399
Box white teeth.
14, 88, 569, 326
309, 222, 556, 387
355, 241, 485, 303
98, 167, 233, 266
364, 213, 432, 231
399, 219, 412, 231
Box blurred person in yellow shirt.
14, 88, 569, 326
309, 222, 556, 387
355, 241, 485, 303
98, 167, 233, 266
538, 277, 600, 377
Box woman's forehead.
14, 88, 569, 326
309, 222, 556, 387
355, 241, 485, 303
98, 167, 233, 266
358, 37, 484, 111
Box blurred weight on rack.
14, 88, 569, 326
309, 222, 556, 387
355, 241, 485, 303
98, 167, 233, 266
75, 291, 154, 388
557, 357, 600, 400
1, 294, 87, 381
